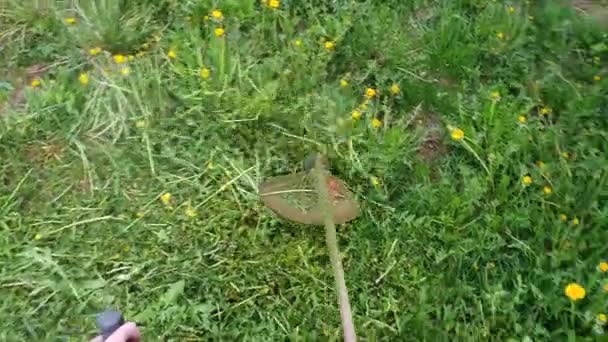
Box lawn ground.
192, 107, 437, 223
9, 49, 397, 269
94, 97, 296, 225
1, 0, 608, 340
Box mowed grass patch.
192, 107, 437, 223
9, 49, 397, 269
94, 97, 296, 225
1, 0, 608, 340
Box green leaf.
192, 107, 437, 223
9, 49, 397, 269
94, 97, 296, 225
590, 42, 607, 53
81, 279, 106, 291
161, 280, 185, 306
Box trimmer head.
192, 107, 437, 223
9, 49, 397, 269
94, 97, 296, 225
259, 171, 359, 225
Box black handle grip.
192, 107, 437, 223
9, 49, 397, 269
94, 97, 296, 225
96, 310, 124, 341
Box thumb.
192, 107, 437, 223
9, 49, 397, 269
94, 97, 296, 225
90, 322, 140, 342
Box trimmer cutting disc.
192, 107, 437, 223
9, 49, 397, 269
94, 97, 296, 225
259, 171, 359, 225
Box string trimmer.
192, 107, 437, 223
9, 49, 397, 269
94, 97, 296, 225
259, 153, 359, 341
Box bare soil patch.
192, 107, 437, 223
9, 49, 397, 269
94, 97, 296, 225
411, 111, 447, 163
0, 64, 48, 115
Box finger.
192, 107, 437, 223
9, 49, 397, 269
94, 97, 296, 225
106, 322, 141, 342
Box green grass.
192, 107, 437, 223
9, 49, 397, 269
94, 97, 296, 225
1, 0, 608, 340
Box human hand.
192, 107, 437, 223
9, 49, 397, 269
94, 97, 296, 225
90, 322, 140, 342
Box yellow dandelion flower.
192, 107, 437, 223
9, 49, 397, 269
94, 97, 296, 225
200, 67, 211, 79
64, 17, 77, 25
30, 79, 41, 87
34, 233, 42, 240
351, 110, 362, 121
340, 79, 348, 88
450, 128, 465, 141
78, 72, 89, 86
559, 214, 567, 222
370, 176, 381, 186
537, 161, 546, 168
113, 54, 127, 64
600, 261, 608, 273
160, 193, 172, 205
564, 283, 586, 301
203, 15, 209, 21
490, 91, 501, 101
268, 0, 280, 9
167, 49, 177, 59
508, 6, 515, 13
324, 41, 335, 51
294, 39, 303, 47
540, 106, 552, 115
89, 47, 102, 56
185, 205, 197, 218
135, 211, 145, 218
214, 27, 225, 37
211, 9, 223, 20
522, 175, 533, 185
603, 283, 608, 292
371, 118, 382, 128
599, 314, 607, 324
120, 67, 130, 76
562, 151, 570, 159
572, 217, 579, 225
518, 115, 527, 123
135, 120, 147, 129
497, 32, 505, 40
543, 186, 552, 195
127, 55, 134, 61
390, 83, 401, 95
365, 87, 377, 99
594, 75, 601, 82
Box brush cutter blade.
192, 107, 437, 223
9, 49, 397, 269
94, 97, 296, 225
259, 172, 359, 225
